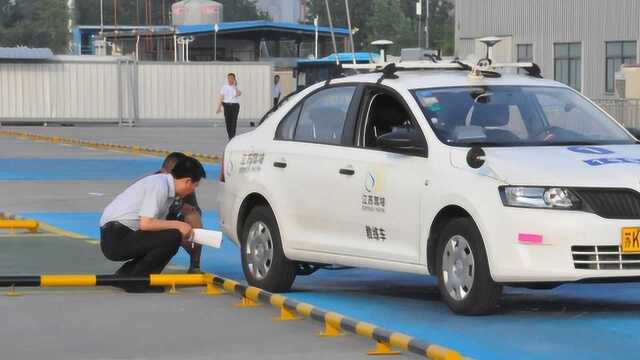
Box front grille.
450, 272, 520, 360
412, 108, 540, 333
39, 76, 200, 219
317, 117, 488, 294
573, 189, 640, 220
572, 245, 640, 270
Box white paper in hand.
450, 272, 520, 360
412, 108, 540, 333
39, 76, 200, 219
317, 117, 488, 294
190, 229, 223, 248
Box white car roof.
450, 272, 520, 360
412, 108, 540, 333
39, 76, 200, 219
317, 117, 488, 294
331, 70, 566, 91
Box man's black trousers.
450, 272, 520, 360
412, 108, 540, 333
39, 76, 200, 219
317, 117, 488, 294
100, 221, 181, 276
223, 102, 240, 139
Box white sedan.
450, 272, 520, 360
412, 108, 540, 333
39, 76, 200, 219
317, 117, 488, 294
219, 66, 640, 314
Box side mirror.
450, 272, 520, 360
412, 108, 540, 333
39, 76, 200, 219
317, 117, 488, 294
377, 128, 427, 156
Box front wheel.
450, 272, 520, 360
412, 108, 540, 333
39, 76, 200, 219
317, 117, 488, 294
436, 218, 502, 315
241, 206, 296, 292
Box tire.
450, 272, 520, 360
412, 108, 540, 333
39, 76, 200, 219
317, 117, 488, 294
436, 217, 502, 315
240, 206, 296, 292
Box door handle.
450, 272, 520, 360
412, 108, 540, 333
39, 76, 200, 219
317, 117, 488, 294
273, 161, 287, 169
339, 168, 355, 176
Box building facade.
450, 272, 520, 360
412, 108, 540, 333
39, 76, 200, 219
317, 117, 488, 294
455, 0, 640, 99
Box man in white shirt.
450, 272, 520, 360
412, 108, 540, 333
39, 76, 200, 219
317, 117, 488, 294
99, 157, 206, 293
273, 74, 282, 108
216, 73, 241, 139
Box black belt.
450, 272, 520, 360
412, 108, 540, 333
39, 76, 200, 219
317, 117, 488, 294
101, 221, 131, 232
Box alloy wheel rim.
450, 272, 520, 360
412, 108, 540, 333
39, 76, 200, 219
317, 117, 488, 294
246, 221, 274, 281
442, 235, 475, 301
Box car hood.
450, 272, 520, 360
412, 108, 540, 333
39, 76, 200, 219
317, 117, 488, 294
450, 144, 640, 187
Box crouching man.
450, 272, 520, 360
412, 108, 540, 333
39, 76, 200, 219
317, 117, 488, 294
99, 156, 206, 293
159, 152, 204, 274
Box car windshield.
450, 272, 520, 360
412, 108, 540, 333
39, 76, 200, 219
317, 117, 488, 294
412, 86, 635, 147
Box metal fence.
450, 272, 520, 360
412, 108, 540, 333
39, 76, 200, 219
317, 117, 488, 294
0, 57, 273, 126
594, 98, 640, 128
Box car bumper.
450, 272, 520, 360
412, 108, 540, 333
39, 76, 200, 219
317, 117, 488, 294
484, 207, 640, 283
218, 183, 240, 246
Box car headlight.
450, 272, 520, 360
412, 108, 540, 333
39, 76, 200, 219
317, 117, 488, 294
499, 186, 581, 209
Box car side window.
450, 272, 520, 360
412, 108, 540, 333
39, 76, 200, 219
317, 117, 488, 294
275, 104, 302, 140
294, 86, 357, 145
363, 92, 419, 149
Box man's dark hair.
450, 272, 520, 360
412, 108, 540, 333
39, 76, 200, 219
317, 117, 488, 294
171, 157, 206, 182
162, 152, 188, 171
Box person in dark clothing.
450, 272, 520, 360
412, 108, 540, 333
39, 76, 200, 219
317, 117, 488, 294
273, 74, 282, 108
216, 73, 241, 139
100, 156, 206, 293
159, 152, 204, 274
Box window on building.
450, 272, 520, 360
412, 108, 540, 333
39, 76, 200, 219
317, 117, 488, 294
554, 43, 582, 91
517, 44, 533, 74
606, 41, 637, 93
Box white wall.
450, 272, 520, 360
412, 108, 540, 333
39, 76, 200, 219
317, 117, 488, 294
0, 58, 273, 124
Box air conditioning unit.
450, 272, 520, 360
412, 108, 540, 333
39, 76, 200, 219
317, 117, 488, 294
622, 65, 640, 99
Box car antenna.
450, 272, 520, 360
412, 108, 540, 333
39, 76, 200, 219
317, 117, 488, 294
467, 37, 504, 79
524, 63, 543, 78
376, 63, 399, 83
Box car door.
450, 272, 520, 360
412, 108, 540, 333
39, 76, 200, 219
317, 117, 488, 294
332, 87, 431, 264
267, 84, 364, 254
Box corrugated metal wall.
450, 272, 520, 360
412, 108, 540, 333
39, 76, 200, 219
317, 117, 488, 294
0, 61, 128, 122
0, 60, 273, 124
455, 0, 640, 99
136, 62, 272, 123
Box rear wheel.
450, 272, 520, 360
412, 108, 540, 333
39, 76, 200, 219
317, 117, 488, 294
241, 206, 296, 292
436, 218, 502, 315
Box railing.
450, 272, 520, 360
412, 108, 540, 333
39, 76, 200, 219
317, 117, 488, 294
593, 98, 640, 128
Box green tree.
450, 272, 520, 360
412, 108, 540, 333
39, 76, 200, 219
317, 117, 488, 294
0, 0, 69, 53
426, 0, 454, 55
365, 0, 415, 54
305, 0, 454, 55
306, 0, 370, 50
217, 0, 270, 21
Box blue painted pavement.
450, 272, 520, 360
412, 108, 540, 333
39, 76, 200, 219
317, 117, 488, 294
0, 158, 220, 181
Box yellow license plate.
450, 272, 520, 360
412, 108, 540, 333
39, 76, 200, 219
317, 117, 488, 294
621, 227, 640, 253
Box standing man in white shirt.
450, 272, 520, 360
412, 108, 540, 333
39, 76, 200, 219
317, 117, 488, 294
99, 157, 206, 293
217, 73, 241, 139
273, 74, 282, 108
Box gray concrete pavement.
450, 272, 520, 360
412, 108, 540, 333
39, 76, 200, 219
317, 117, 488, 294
3, 125, 253, 156
0, 136, 221, 212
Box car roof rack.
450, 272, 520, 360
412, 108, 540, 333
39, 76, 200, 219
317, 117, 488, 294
342, 60, 543, 79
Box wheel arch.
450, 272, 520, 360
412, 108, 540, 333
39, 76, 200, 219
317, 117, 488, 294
236, 192, 272, 242
427, 205, 474, 275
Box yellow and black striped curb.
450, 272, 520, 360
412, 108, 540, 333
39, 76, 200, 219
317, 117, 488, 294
0, 271, 468, 360
0, 130, 220, 164
210, 275, 467, 360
